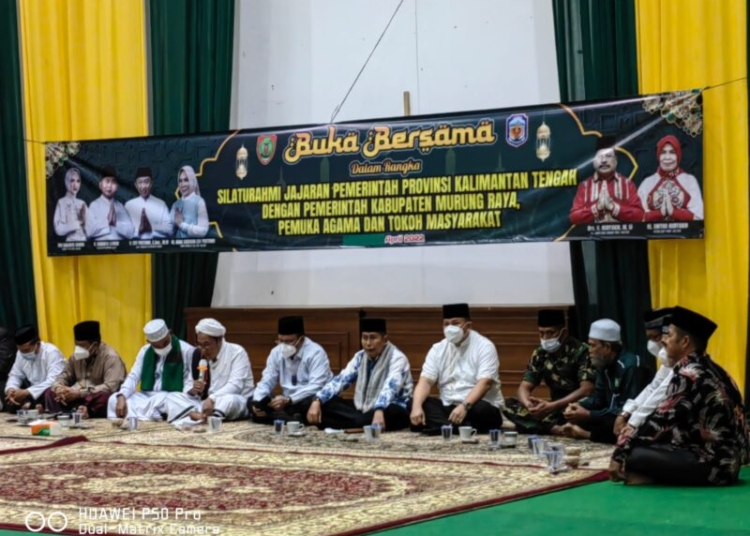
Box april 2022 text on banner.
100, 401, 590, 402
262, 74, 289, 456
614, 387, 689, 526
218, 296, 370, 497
46, 90, 704, 256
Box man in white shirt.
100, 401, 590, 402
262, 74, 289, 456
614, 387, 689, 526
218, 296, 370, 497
410, 303, 504, 435
250, 316, 332, 424
85, 166, 135, 241
107, 319, 195, 421
308, 318, 413, 431
124, 167, 173, 239
5, 325, 65, 412
614, 308, 674, 441
166, 318, 254, 426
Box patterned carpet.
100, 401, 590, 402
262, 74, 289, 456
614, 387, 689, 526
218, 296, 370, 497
0, 418, 615, 468
0, 435, 607, 536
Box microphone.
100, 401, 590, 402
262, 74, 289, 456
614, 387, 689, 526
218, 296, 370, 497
198, 359, 208, 382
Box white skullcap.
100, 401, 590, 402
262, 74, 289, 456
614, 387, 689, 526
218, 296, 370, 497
589, 319, 621, 342
143, 319, 169, 343
196, 318, 226, 337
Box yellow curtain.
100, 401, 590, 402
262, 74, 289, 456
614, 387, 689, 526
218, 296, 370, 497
636, 0, 748, 393
19, 0, 151, 368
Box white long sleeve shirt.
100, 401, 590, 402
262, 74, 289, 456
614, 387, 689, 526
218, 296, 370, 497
124, 195, 173, 239
116, 340, 195, 398
252, 337, 332, 403
5, 342, 66, 400
207, 341, 254, 400
53, 195, 87, 241
421, 330, 504, 408
85, 196, 135, 240
622, 364, 673, 428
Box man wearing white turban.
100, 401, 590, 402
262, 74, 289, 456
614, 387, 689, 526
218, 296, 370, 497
165, 318, 254, 426
106, 319, 195, 421
561, 319, 653, 444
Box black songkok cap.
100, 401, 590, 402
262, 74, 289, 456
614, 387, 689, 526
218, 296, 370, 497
135, 167, 153, 179
667, 306, 717, 342
278, 316, 305, 336
74, 321, 101, 342
14, 325, 38, 345
595, 135, 617, 152
538, 309, 565, 328
101, 165, 118, 180
643, 308, 671, 330
442, 303, 470, 320
360, 318, 387, 334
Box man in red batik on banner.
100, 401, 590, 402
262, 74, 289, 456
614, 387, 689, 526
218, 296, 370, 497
570, 136, 644, 225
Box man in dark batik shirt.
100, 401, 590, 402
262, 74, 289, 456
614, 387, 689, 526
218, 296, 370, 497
610, 306, 750, 486
504, 310, 596, 435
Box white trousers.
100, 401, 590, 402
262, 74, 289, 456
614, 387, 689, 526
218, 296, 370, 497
164, 392, 249, 427
106, 392, 171, 421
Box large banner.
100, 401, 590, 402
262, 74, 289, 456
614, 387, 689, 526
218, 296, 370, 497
46, 90, 704, 256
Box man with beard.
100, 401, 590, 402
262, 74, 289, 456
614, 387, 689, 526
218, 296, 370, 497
561, 319, 653, 443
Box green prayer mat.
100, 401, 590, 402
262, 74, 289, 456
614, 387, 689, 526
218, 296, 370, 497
377, 467, 750, 536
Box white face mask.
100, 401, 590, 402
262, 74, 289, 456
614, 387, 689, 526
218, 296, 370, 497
154, 343, 172, 357
657, 347, 670, 366
540, 337, 562, 353
73, 345, 90, 361
278, 342, 298, 359
20, 350, 37, 361
647, 340, 663, 357
443, 325, 465, 344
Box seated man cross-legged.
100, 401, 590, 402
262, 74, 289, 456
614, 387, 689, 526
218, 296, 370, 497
5, 325, 65, 413
562, 319, 653, 444
410, 303, 504, 435
307, 318, 413, 432
107, 319, 195, 421
503, 309, 595, 435
610, 306, 750, 486
250, 316, 332, 424
166, 318, 254, 427
45, 321, 127, 418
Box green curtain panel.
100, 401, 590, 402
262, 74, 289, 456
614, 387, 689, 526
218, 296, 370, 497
0, 0, 37, 330
149, 0, 235, 338
553, 0, 653, 369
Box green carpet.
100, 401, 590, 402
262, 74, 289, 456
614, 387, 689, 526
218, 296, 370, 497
376, 467, 750, 536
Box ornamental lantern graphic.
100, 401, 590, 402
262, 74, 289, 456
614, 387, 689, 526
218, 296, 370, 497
236, 144, 249, 180
536, 121, 551, 161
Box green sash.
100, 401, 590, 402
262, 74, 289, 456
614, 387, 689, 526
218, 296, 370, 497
140, 335, 184, 392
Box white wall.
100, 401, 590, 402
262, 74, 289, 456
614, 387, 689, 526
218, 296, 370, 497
215, 0, 574, 308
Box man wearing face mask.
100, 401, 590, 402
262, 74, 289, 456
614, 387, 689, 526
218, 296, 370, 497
250, 316, 332, 424
610, 307, 749, 486
4, 325, 65, 413
410, 303, 503, 435
561, 319, 652, 444
503, 310, 596, 435
614, 308, 674, 441
44, 321, 127, 418
106, 319, 195, 421
166, 318, 254, 426
307, 318, 413, 431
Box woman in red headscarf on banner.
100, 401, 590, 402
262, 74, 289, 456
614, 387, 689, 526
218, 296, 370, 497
637, 135, 704, 222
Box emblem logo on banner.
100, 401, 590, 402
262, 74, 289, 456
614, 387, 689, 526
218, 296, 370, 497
257, 135, 277, 165
506, 113, 528, 147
